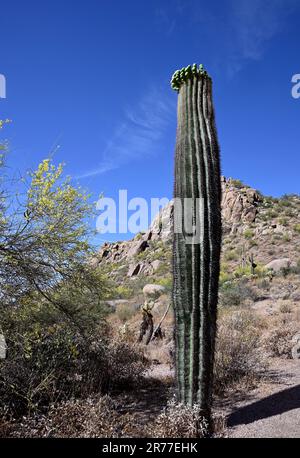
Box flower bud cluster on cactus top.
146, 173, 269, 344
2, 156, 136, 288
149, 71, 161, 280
170, 63, 208, 91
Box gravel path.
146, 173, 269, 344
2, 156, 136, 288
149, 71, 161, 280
226, 358, 300, 438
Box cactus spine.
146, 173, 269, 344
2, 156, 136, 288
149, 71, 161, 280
171, 64, 222, 425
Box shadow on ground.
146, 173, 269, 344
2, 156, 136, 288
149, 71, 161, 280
227, 384, 300, 426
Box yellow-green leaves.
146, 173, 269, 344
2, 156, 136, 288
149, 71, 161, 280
27, 159, 90, 222
0, 119, 11, 129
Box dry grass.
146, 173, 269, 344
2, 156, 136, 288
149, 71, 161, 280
263, 325, 298, 359
148, 400, 209, 438
8, 395, 137, 438
148, 400, 225, 438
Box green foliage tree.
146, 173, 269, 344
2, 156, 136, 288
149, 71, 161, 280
0, 122, 113, 417
0, 123, 107, 332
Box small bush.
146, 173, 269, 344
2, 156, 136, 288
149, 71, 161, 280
264, 327, 295, 358
248, 239, 258, 248
114, 285, 134, 299
283, 260, 300, 275
220, 282, 257, 307
116, 304, 136, 323
214, 311, 266, 395
257, 279, 270, 291
294, 224, 300, 234
219, 271, 232, 285
278, 198, 292, 208
149, 401, 209, 438
282, 234, 291, 242
9, 395, 136, 438
266, 210, 279, 219
0, 327, 148, 418
279, 301, 292, 314
278, 217, 288, 226
224, 250, 238, 261
244, 229, 254, 239
234, 264, 267, 279
156, 276, 172, 291
230, 179, 245, 189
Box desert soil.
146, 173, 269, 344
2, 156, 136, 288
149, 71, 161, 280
225, 358, 300, 438
124, 358, 300, 438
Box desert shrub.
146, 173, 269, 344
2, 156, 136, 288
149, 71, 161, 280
9, 395, 136, 438
263, 196, 276, 207
294, 224, 300, 234
266, 209, 279, 219
278, 198, 292, 207
116, 304, 136, 323
105, 339, 149, 390
114, 285, 134, 299
0, 417, 13, 438
280, 266, 291, 277
155, 276, 172, 291
0, 323, 148, 418
233, 265, 252, 277
264, 326, 296, 358
214, 310, 265, 395
219, 271, 232, 285
219, 282, 257, 307
283, 208, 295, 217
230, 179, 245, 189
244, 229, 254, 239
279, 301, 292, 314
149, 401, 209, 438
224, 250, 238, 261
257, 278, 271, 291
233, 264, 267, 279
278, 217, 288, 226
0, 326, 105, 417
280, 260, 300, 276
248, 239, 258, 248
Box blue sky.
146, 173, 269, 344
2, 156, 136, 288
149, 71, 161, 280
1, 0, 300, 243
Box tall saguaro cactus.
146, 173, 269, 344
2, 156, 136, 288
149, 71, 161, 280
171, 64, 222, 426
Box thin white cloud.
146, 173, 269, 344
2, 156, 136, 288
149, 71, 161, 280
77, 88, 175, 179
155, 0, 299, 77
230, 0, 298, 61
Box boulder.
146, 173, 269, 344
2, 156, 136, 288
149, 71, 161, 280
127, 263, 142, 277
143, 284, 166, 299
127, 240, 149, 258
150, 201, 173, 240
292, 341, 300, 360
151, 260, 162, 272
291, 290, 300, 301
291, 332, 300, 344
265, 258, 296, 273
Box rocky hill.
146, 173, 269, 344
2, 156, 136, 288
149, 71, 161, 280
93, 177, 300, 295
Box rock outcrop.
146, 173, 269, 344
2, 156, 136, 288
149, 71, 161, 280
221, 177, 262, 233
291, 332, 300, 360
265, 258, 296, 273
94, 177, 263, 275
143, 284, 166, 300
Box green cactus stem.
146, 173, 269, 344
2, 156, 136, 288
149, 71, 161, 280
171, 63, 222, 429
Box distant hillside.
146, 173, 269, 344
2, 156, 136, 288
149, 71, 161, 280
93, 177, 300, 298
